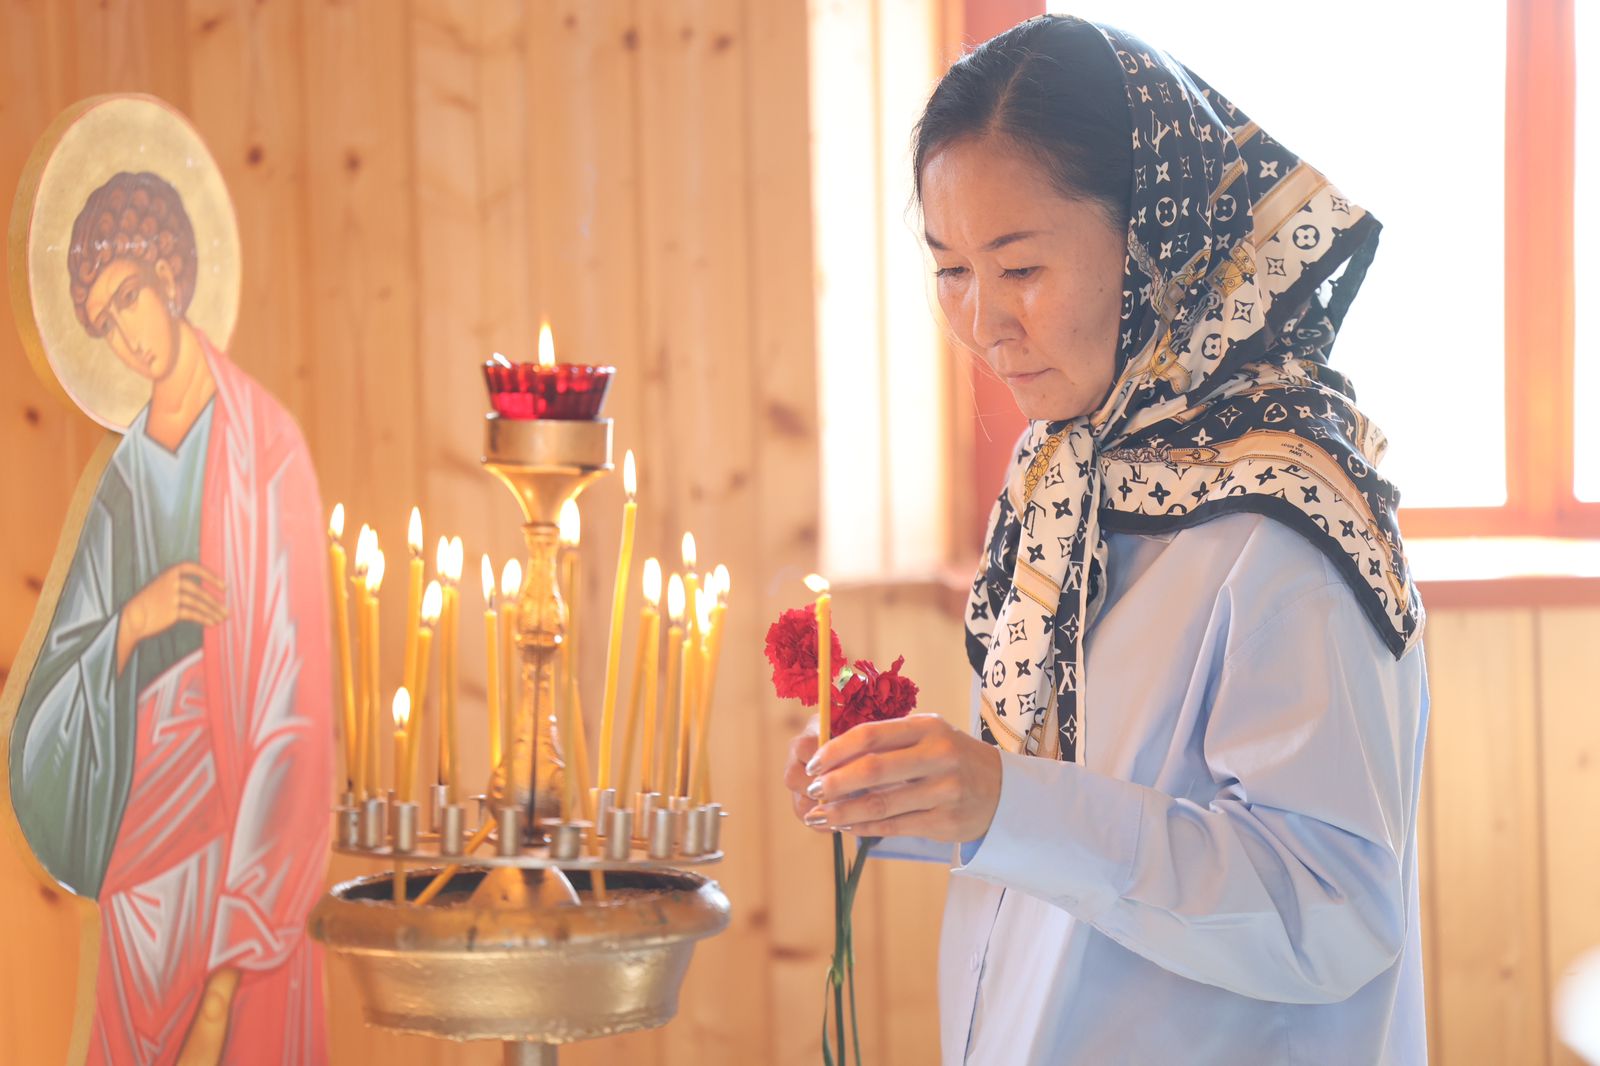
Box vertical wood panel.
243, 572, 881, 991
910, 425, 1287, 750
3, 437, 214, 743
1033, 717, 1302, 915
1423, 610, 1550, 1065
1416, 727, 1442, 1065
297, 1, 430, 1060
632, 2, 771, 1063
185, 0, 310, 417
1537, 606, 1600, 1066
743, 0, 834, 1061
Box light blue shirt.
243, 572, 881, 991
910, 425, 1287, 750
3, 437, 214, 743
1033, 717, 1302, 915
872, 511, 1430, 1065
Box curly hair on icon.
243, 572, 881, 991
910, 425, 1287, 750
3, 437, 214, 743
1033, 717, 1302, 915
67, 170, 198, 335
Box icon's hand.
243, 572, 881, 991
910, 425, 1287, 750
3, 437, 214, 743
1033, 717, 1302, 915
117, 561, 227, 671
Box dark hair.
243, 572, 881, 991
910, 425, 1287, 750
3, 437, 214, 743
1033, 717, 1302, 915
68, 171, 198, 336
912, 14, 1132, 226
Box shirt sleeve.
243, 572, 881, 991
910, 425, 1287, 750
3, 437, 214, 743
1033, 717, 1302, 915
951, 578, 1426, 1005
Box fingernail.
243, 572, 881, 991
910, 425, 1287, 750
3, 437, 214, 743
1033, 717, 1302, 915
805, 777, 824, 800
803, 807, 828, 826
804, 754, 822, 775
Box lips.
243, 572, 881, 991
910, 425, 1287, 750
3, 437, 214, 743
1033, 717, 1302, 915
1002, 368, 1048, 385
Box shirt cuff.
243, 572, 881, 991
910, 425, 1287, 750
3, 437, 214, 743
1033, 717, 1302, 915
868, 834, 959, 864
952, 748, 1145, 920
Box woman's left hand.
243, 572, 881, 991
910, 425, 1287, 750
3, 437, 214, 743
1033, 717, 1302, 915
801, 712, 1002, 843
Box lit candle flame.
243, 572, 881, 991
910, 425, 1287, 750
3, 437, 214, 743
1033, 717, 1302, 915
643, 557, 662, 606
538, 321, 556, 368
481, 554, 495, 604
559, 500, 581, 546
713, 563, 730, 604
681, 532, 697, 571
393, 687, 411, 730
435, 535, 450, 578
803, 573, 829, 595
356, 525, 375, 574
422, 580, 444, 626
367, 549, 387, 593
408, 507, 423, 557
667, 573, 686, 623
501, 559, 522, 600
695, 587, 712, 633
449, 536, 464, 581
329, 503, 345, 540
623, 450, 637, 499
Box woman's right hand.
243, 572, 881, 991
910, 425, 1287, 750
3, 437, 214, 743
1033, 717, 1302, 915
782, 717, 829, 833
116, 561, 227, 671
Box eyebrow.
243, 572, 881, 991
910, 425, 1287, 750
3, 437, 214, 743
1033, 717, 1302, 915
86, 275, 128, 325
924, 229, 1043, 252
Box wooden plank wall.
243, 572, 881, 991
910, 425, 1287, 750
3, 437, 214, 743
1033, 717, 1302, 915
1, 3, 1597, 1065
0, 1, 819, 1062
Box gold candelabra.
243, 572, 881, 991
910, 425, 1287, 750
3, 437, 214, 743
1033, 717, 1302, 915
312, 410, 731, 1065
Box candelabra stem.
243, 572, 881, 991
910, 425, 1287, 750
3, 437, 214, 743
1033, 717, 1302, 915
504, 1040, 557, 1065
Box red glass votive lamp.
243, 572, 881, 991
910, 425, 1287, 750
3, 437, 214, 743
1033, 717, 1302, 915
483, 360, 615, 420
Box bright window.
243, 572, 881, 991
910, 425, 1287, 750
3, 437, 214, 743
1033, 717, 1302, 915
809, 0, 949, 578
1048, 0, 1508, 508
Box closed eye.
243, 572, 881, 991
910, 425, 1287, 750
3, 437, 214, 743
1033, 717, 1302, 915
934, 265, 967, 279
1001, 266, 1038, 280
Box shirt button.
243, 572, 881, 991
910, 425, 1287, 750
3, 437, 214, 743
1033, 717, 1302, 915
970, 951, 982, 973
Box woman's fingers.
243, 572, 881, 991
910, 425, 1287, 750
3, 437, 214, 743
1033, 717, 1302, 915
807, 713, 942, 776
805, 778, 943, 831
783, 731, 819, 793
807, 743, 948, 804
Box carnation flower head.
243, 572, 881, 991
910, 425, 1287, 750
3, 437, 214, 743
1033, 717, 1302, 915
764, 604, 846, 706
833, 655, 918, 735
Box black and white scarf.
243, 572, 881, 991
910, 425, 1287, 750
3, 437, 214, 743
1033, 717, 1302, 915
964, 17, 1424, 762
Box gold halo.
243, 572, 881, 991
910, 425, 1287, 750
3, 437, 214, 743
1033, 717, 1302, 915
7, 94, 241, 433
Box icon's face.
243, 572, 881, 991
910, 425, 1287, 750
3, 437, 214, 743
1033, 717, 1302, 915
82, 256, 180, 383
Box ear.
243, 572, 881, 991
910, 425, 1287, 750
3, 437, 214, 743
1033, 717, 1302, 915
152, 258, 178, 303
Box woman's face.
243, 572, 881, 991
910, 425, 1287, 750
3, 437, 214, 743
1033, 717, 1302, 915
82, 257, 180, 382
921, 133, 1125, 422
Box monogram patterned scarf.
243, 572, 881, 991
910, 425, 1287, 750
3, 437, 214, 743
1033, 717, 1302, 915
963, 17, 1424, 762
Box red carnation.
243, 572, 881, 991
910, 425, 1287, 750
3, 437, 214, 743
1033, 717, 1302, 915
833, 656, 918, 736
764, 605, 846, 707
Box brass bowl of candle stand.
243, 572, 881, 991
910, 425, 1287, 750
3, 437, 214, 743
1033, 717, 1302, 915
310, 867, 731, 1043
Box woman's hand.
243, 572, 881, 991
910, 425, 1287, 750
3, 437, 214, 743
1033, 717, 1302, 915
793, 713, 1002, 843
782, 716, 829, 832
116, 561, 227, 672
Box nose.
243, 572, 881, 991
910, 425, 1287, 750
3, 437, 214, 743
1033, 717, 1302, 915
969, 279, 1018, 353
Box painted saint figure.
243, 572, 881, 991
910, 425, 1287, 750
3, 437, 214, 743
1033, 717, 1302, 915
8, 171, 330, 1064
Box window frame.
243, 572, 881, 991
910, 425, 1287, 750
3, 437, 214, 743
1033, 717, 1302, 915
955, 0, 1598, 560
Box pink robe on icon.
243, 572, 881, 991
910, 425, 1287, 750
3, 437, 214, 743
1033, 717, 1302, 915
86, 338, 331, 1064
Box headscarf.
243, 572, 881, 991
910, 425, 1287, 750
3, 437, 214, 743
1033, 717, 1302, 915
963, 16, 1424, 762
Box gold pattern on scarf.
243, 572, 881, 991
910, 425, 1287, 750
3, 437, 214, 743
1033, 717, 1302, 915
1210, 242, 1255, 298
1146, 330, 1192, 393
1021, 432, 1065, 503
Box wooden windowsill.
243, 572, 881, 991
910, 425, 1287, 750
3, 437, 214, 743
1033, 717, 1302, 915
841, 538, 1600, 620
1409, 537, 1600, 608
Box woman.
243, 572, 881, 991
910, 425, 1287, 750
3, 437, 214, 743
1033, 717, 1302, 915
9, 171, 330, 1064
784, 15, 1428, 1065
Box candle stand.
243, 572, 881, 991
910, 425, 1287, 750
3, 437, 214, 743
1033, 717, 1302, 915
312, 411, 731, 1064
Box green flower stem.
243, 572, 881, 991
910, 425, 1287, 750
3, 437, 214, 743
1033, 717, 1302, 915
821, 969, 836, 1066
832, 829, 847, 1066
